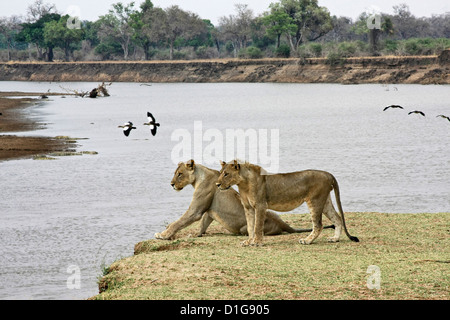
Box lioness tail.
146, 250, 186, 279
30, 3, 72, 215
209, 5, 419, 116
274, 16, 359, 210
331, 176, 360, 242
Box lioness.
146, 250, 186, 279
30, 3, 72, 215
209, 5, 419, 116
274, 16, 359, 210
216, 160, 359, 246
154, 160, 332, 240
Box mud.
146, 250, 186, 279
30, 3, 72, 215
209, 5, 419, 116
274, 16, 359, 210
0, 93, 76, 162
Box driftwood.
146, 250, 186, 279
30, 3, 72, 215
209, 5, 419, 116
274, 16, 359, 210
59, 82, 112, 98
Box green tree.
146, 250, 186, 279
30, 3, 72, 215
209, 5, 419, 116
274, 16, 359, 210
262, 3, 296, 48
98, 2, 137, 60
275, 0, 332, 52
130, 0, 154, 60
16, 13, 61, 61
43, 15, 84, 61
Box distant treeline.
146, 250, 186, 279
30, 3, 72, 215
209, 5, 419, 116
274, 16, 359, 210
0, 0, 449, 62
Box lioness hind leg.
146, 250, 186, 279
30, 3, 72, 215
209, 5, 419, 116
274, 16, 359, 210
323, 195, 343, 243
299, 200, 324, 245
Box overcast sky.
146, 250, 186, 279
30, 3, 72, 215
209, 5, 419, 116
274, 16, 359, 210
1, 0, 448, 24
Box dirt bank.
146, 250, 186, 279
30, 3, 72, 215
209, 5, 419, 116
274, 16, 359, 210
0, 93, 76, 161
0, 52, 448, 84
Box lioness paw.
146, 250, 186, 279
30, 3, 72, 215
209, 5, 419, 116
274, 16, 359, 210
327, 237, 340, 243
299, 238, 313, 245
251, 239, 265, 247
154, 233, 170, 240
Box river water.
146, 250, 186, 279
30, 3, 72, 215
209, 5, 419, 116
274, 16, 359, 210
0, 82, 449, 299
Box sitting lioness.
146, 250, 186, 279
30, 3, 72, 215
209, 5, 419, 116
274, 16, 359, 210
154, 160, 333, 240
216, 160, 359, 246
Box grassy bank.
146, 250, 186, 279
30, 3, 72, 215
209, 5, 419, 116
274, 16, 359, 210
93, 212, 449, 300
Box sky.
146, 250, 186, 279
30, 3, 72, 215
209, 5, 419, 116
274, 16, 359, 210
1, 0, 448, 25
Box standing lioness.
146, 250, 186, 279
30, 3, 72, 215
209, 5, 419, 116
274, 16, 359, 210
154, 160, 332, 240
217, 160, 359, 246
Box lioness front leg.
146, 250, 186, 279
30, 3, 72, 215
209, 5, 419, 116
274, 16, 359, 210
154, 210, 203, 240
242, 204, 255, 246
252, 205, 267, 246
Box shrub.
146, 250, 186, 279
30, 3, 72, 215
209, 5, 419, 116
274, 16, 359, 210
308, 43, 322, 57
326, 51, 345, 66
337, 42, 357, 57
383, 39, 398, 54
275, 44, 291, 58
404, 39, 421, 55
239, 46, 264, 59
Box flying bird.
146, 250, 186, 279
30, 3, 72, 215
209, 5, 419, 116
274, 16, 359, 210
143, 112, 160, 136
436, 115, 450, 122
118, 121, 137, 137
408, 111, 425, 117
383, 105, 404, 111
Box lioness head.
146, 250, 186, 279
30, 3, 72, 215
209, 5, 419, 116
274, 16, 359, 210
216, 160, 242, 190
171, 160, 196, 191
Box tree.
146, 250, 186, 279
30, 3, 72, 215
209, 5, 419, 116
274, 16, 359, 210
26, 0, 57, 22
146, 5, 206, 60
275, 0, 333, 52
0, 16, 22, 61
98, 2, 136, 60
16, 13, 61, 61
391, 4, 430, 39
262, 3, 296, 48
130, 0, 154, 60
218, 4, 255, 57
43, 15, 84, 61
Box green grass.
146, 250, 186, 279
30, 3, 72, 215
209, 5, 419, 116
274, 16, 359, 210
92, 212, 449, 300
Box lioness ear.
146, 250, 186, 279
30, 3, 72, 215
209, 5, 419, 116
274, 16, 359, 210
233, 160, 240, 170
186, 159, 195, 170
220, 161, 226, 168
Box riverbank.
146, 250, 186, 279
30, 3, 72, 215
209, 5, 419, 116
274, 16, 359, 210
0, 92, 76, 161
92, 212, 449, 300
1, 52, 449, 84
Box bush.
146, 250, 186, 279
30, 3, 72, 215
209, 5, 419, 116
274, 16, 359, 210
404, 39, 421, 55
337, 42, 357, 57
239, 46, 264, 59
326, 51, 345, 66
383, 39, 398, 54
308, 43, 322, 57
275, 44, 291, 58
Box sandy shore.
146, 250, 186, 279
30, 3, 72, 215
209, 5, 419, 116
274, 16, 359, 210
0, 92, 75, 161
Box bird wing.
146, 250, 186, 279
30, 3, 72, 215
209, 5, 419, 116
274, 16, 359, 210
147, 112, 156, 122
151, 127, 158, 136
383, 106, 390, 111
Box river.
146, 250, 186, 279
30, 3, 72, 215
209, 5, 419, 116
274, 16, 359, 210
0, 82, 449, 299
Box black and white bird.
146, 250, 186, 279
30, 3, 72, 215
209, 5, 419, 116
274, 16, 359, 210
436, 115, 450, 122
143, 112, 160, 136
408, 110, 426, 117
118, 121, 137, 137
383, 105, 404, 111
